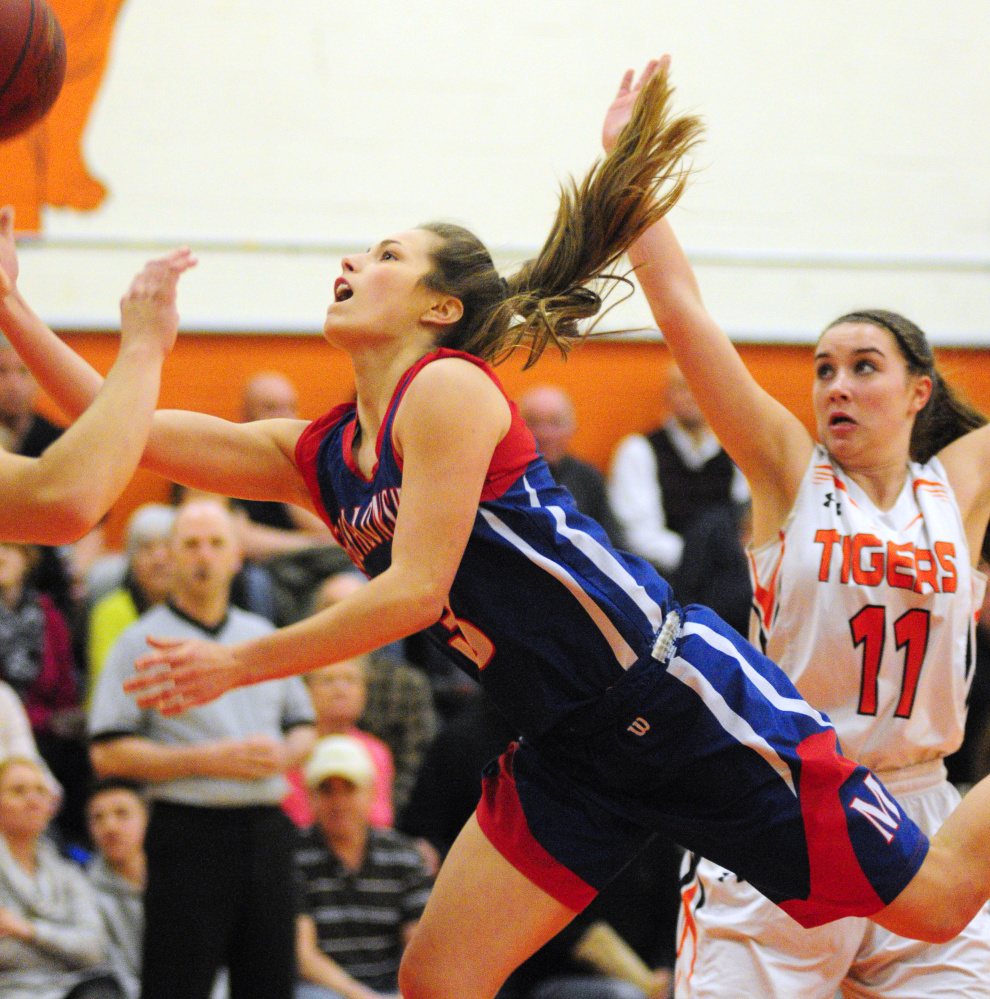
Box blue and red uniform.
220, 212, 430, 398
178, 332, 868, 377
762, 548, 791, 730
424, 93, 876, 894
295, 348, 928, 926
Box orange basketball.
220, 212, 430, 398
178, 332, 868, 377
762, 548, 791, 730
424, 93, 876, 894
0, 0, 66, 140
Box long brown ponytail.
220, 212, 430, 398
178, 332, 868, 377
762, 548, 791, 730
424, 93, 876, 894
827, 309, 986, 462
422, 64, 702, 367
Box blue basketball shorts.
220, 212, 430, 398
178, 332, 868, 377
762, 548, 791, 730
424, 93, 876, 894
476, 604, 929, 928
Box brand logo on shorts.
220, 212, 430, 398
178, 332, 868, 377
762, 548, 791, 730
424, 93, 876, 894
849, 773, 902, 844
627, 717, 650, 736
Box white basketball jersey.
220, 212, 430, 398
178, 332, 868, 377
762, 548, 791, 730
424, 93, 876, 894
749, 445, 986, 773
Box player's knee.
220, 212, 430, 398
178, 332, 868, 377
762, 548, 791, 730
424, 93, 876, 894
399, 942, 448, 999
399, 939, 494, 999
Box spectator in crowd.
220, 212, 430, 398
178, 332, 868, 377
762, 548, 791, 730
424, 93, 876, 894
0, 334, 76, 624
517, 385, 625, 548
85, 504, 175, 700
0, 677, 60, 796
608, 365, 748, 577
82, 504, 174, 606
167, 484, 282, 622
295, 735, 433, 999
0, 756, 122, 999
669, 503, 752, 639
311, 572, 437, 815
0, 541, 89, 846
292, 655, 394, 829
233, 372, 336, 560
0, 677, 44, 763
0, 333, 62, 458
87, 499, 317, 999
84, 779, 147, 999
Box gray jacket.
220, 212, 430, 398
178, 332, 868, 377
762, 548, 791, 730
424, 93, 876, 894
86, 855, 142, 999
0, 834, 110, 999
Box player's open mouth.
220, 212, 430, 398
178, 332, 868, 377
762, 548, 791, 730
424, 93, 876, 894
829, 414, 854, 427
334, 278, 353, 302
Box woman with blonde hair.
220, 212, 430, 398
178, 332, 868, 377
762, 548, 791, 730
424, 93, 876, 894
0, 756, 122, 999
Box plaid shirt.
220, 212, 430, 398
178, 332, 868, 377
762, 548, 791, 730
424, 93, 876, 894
359, 652, 438, 813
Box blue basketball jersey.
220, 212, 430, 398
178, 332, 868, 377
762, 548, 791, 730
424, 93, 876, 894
296, 348, 674, 739
295, 348, 930, 926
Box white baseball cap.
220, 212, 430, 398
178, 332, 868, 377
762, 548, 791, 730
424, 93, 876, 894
303, 735, 374, 789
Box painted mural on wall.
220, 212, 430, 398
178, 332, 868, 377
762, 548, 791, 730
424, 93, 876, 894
0, 0, 127, 233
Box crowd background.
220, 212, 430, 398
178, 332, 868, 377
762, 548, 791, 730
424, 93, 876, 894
2, 351, 989, 999
1, 6, 988, 996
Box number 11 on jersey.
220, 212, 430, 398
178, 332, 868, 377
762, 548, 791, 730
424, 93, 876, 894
851, 605, 931, 718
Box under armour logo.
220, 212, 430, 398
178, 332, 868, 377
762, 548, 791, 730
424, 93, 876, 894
823, 492, 842, 515
627, 717, 650, 736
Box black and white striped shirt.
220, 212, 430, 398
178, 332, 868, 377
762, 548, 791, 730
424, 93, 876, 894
295, 825, 432, 992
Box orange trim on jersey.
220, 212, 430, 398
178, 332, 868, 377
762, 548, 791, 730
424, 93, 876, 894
749, 534, 783, 632
900, 512, 923, 533
912, 477, 952, 503
675, 880, 700, 993
812, 466, 864, 511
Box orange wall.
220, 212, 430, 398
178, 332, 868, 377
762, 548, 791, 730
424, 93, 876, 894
41, 333, 990, 549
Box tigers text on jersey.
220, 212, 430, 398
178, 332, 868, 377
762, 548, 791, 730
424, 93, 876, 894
749, 444, 987, 774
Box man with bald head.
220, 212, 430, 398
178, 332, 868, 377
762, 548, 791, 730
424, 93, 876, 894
242, 371, 299, 423
517, 384, 625, 549
233, 371, 334, 561
87, 499, 316, 999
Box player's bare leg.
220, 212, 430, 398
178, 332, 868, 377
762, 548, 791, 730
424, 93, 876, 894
399, 814, 578, 999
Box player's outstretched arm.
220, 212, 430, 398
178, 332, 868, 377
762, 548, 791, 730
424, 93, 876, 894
937, 422, 990, 564
124, 358, 509, 714
0, 244, 194, 543
0, 207, 315, 510
604, 62, 813, 540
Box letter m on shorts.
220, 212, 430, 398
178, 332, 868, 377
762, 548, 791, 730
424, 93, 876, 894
849, 773, 902, 844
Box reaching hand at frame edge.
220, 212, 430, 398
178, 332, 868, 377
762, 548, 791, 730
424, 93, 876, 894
602, 57, 669, 154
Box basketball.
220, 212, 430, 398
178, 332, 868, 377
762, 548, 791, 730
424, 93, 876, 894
0, 0, 66, 140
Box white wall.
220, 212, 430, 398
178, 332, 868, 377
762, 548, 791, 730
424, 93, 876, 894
18, 0, 990, 342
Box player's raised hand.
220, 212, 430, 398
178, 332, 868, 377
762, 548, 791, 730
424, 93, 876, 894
119, 247, 197, 357
602, 57, 669, 154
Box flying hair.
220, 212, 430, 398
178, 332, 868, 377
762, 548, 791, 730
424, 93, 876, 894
423, 63, 703, 367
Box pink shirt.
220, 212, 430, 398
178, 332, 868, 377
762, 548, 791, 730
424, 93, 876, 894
282, 727, 395, 829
